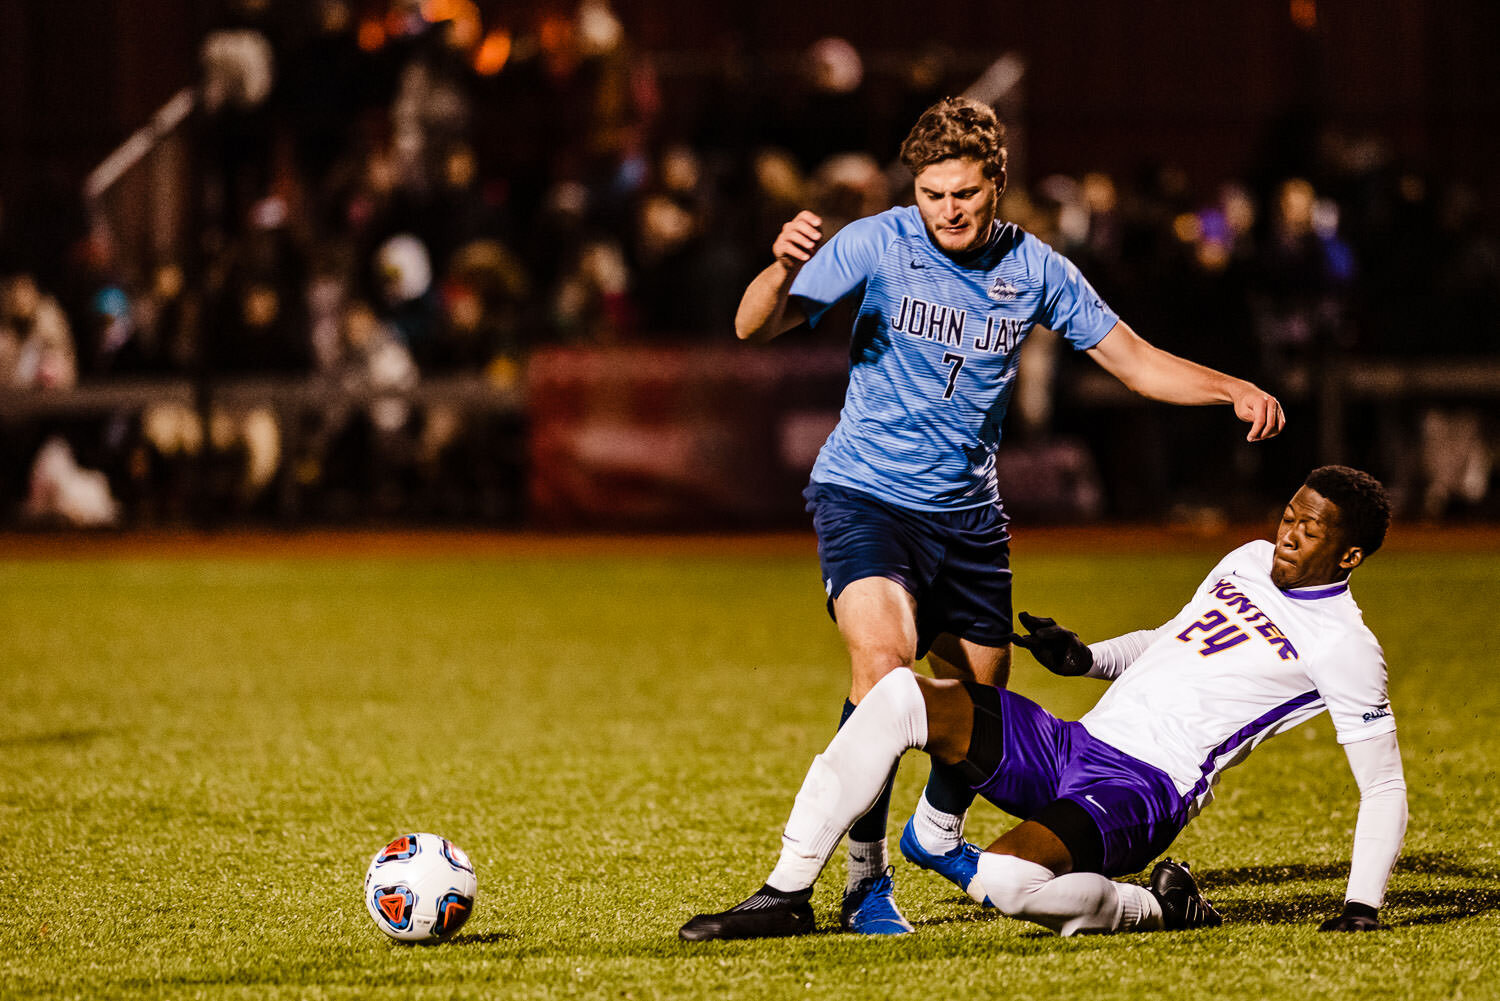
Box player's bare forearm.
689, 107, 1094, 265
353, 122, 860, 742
735, 210, 824, 343
735, 262, 804, 343
1086, 322, 1286, 441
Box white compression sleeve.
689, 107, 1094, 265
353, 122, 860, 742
976, 853, 1163, 936
1085, 626, 1166, 680
766, 668, 928, 892
1342, 730, 1407, 907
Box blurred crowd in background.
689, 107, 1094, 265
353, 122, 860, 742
1, 0, 1497, 528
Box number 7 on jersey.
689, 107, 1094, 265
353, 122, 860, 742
941, 351, 966, 400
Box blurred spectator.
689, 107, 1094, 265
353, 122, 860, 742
432, 238, 532, 376
553, 236, 632, 342
169, 194, 315, 513
126, 262, 199, 374
392, 15, 480, 196
807, 153, 890, 235
417, 143, 497, 276
0, 273, 77, 390
1250, 178, 1355, 373
768, 37, 872, 170
211, 229, 310, 373
373, 232, 440, 351
336, 299, 418, 429
23, 436, 120, 527
629, 184, 699, 335
306, 260, 349, 374
83, 285, 136, 374
198, 0, 279, 242
301, 299, 420, 514
1418, 408, 1493, 519
750, 148, 808, 250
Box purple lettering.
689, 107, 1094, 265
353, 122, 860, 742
1177, 609, 1228, 641
1200, 626, 1250, 656
1255, 621, 1299, 660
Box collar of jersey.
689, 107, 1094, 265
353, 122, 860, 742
1281, 579, 1350, 601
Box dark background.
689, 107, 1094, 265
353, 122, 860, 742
4, 0, 1498, 208
1, 0, 1496, 529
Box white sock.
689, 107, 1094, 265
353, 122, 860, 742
766, 668, 928, 893
844, 837, 889, 893
976, 852, 1165, 936
910, 793, 966, 855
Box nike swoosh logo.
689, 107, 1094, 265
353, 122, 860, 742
909, 260, 926, 269
1083, 794, 1107, 814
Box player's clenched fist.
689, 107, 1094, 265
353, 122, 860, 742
772, 211, 824, 269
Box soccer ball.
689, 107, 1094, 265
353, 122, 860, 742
363, 832, 478, 942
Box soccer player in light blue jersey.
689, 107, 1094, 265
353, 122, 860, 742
731, 97, 1286, 935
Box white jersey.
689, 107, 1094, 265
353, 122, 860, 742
1079, 540, 1394, 816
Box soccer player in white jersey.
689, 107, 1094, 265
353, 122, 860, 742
733, 96, 1286, 933
681, 466, 1403, 939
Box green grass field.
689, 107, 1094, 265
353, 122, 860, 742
4, 537, 1499, 1000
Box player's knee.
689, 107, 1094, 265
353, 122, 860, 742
976, 852, 1053, 916
849, 657, 913, 702
858, 667, 928, 748
916, 677, 974, 763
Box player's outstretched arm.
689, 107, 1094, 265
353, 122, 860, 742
1321, 730, 1407, 931
1085, 321, 1286, 441
734, 211, 822, 343
1009, 612, 1163, 681
1007, 612, 1093, 676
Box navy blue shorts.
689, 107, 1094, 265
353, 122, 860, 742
970, 687, 1189, 877
804, 481, 1013, 659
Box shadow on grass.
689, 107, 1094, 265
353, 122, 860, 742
911, 896, 1002, 929
377, 930, 520, 949
449, 931, 520, 945
0, 727, 111, 747
1202, 851, 1500, 928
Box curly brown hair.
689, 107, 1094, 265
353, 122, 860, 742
1304, 465, 1392, 555
899, 97, 1008, 181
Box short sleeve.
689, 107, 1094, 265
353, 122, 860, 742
1037, 242, 1119, 350
1306, 626, 1396, 745
788, 214, 891, 327
1200, 541, 1272, 594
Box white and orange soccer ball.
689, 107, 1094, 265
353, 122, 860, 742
363, 832, 477, 942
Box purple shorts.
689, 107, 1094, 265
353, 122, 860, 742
804, 482, 1012, 659
971, 687, 1189, 877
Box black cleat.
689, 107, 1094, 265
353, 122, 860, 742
1149, 858, 1224, 931
679, 886, 816, 941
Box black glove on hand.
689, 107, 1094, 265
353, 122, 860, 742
1318, 901, 1381, 932
1007, 611, 1093, 677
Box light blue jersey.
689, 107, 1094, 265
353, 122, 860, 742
791, 206, 1119, 510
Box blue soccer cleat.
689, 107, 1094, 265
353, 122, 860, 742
840, 867, 914, 935
899, 818, 992, 906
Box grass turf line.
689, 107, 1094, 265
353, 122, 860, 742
1, 547, 1498, 999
